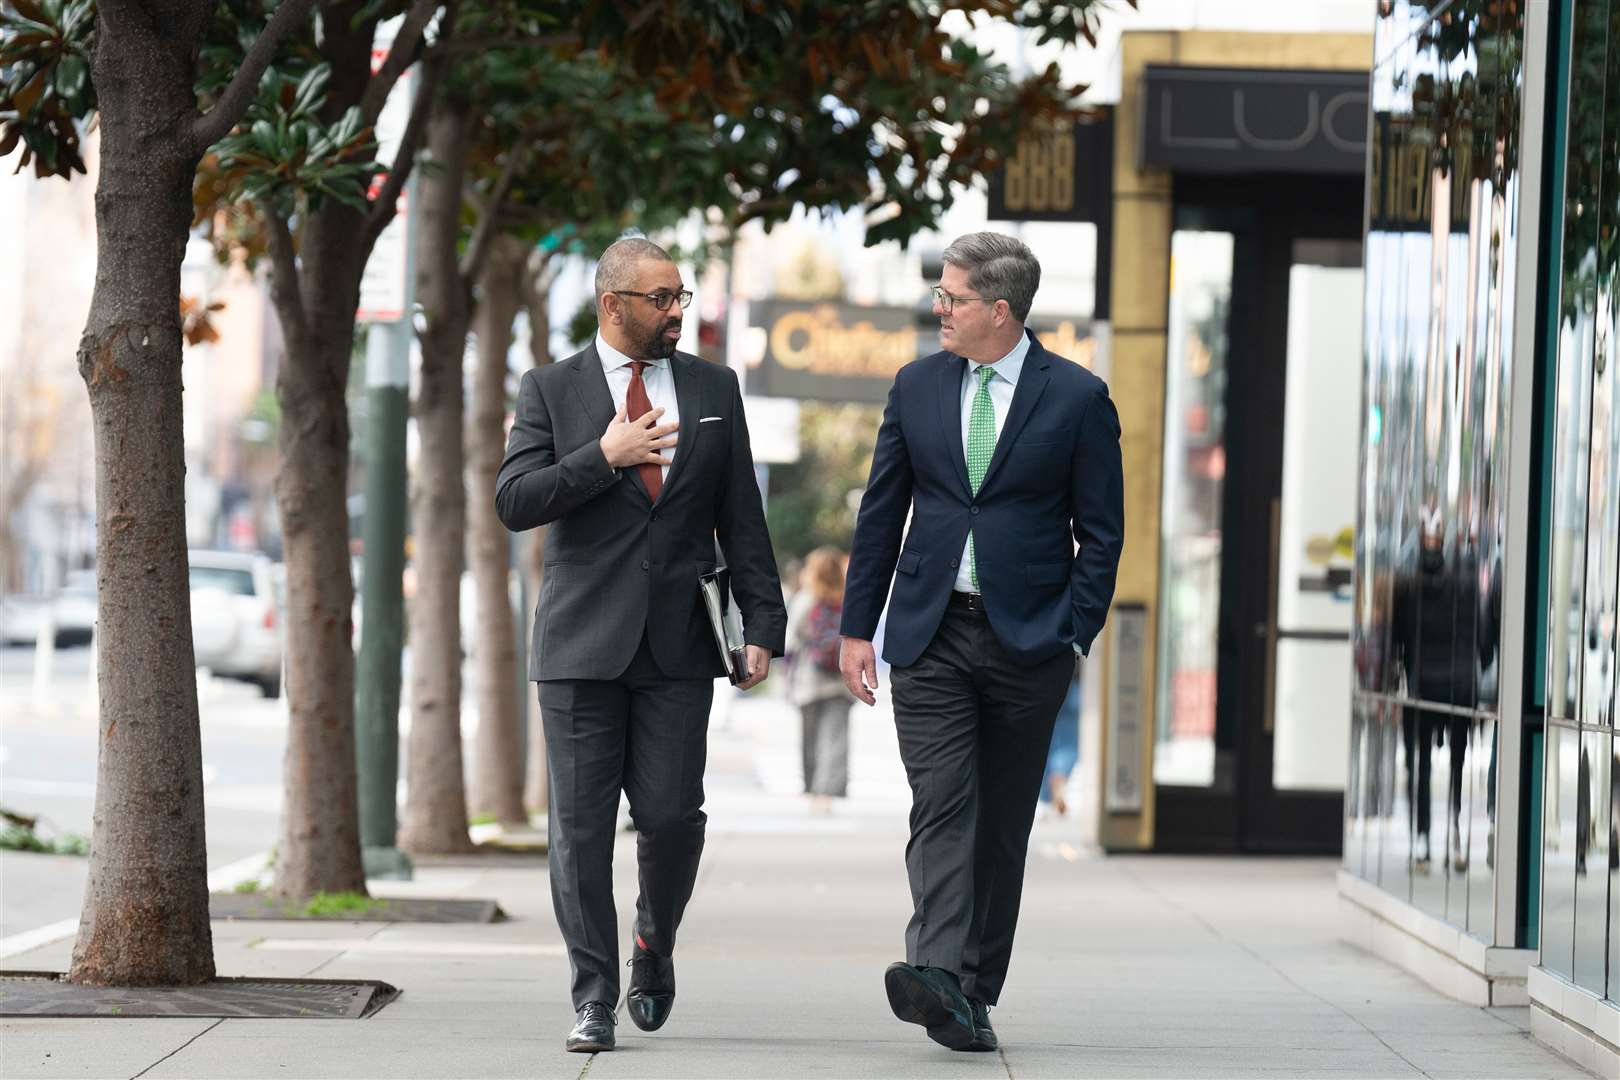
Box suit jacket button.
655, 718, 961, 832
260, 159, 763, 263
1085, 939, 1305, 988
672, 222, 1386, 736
950, 558, 959, 568
641, 559, 650, 570
970, 505, 980, 515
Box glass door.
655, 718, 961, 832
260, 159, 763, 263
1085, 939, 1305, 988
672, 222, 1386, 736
1269, 244, 1364, 793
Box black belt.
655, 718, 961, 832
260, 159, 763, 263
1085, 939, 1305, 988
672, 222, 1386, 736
947, 591, 986, 613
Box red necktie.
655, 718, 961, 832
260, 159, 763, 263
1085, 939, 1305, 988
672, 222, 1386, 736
627, 361, 662, 501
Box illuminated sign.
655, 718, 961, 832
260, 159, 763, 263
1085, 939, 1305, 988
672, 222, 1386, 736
746, 300, 1094, 404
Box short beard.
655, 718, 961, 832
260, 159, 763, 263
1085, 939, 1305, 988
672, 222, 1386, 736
639, 318, 680, 359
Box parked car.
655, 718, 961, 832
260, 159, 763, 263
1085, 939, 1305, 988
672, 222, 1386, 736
0, 571, 97, 647
188, 550, 283, 698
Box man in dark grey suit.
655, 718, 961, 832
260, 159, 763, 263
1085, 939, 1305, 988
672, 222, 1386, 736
496, 237, 785, 1053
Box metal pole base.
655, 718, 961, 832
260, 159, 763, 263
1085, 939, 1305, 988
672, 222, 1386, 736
362, 845, 414, 881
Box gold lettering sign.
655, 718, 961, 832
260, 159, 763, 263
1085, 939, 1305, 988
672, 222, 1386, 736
1036, 320, 1095, 369
1002, 125, 1076, 214
768, 306, 918, 378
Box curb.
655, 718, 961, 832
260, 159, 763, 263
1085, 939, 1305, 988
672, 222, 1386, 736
0, 849, 271, 961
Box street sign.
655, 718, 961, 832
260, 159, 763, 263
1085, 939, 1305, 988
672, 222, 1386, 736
357, 40, 412, 323
742, 299, 1095, 404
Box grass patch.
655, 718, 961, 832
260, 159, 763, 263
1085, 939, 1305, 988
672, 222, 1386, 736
468, 812, 498, 826
233, 878, 263, 894
301, 891, 390, 918
0, 815, 89, 857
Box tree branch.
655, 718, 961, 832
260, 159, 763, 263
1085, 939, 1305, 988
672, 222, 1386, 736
190, 0, 321, 153
265, 211, 308, 348
361, 52, 442, 254
459, 144, 527, 285
360, 0, 442, 127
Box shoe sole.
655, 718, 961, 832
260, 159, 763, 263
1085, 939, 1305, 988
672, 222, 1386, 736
884, 964, 975, 1051
565, 1039, 613, 1053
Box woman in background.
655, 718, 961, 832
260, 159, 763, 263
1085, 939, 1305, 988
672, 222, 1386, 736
785, 547, 853, 815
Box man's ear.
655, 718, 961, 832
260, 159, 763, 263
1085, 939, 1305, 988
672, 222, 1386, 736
599, 294, 620, 325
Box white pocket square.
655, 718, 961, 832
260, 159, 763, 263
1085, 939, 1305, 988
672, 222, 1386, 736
699, 416, 724, 423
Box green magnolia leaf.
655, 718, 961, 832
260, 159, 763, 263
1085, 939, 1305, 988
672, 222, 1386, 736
54, 53, 87, 99
290, 63, 329, 117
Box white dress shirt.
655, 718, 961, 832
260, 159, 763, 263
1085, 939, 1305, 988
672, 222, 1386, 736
954, 333, 1031, 594
597, 333, 679, 483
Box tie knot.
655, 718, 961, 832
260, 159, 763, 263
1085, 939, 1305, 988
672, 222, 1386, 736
630, 360, 647, 377
977, 365, 996, 390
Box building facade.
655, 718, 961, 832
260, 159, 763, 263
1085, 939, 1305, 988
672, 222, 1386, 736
1338, 2, 1618, 1073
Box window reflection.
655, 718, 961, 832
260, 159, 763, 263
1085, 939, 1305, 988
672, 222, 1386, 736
1155, 231, 1233, 790
1353, 0, 1530, 936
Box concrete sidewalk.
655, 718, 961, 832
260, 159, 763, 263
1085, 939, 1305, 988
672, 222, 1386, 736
0, 694, 1596, 1079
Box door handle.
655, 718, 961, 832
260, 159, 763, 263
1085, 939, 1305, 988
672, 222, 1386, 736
1262, 496, 1281, 736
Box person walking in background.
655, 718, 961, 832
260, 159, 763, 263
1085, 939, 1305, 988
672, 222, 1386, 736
785, 547, 854, 815
839, 231, 1124, 1053
1039, 663, 1082, 818
495, 236, 785, 1053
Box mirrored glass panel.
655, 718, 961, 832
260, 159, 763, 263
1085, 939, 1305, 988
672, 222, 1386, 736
1381, 701, 1412, 899
1346, 698, 1372, 878
1573, 729, 1612, 995
1547, 0, 1608, 724
1155, 230, 1233, 789
1467, 715, 1497, 936
1542, 722, 1579, 980
1609, 735, 1618, 1000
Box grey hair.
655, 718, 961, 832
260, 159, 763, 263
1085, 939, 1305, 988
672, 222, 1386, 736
942, 232, 1040, 322
594, 236, 674, 300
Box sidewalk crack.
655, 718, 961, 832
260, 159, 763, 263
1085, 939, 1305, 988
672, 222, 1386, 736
129, 1017, 223, 1079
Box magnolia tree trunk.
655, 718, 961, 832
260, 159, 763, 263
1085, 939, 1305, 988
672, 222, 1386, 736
68, 0, 321, 983
268, 206, 370, 898
69, 25, 213, 987
522, 260, 553, 813
466, 235, 528, 827
399, 106, 474, 853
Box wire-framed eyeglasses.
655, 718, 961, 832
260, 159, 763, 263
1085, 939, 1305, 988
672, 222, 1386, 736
930, 285, 999, 313
613, 289, 693, 311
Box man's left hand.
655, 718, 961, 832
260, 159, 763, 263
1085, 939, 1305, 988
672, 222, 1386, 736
737, 645, 771, 690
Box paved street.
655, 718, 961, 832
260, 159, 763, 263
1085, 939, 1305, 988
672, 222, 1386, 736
0, 645, 285, 943
0, 679, 1596, 1079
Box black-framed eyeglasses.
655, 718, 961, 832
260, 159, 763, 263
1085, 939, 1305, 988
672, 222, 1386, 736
613, 289, 693, 311
930, 285, 999, 314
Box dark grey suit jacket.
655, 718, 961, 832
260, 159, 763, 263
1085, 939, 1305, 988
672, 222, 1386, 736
495, 343, 786, 681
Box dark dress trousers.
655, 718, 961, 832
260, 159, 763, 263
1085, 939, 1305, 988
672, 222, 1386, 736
496, 343, 785, 1009
841, 329, 1124, 1005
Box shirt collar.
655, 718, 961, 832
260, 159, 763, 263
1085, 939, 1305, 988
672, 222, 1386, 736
596, 333, 668, 373
968, 331, 1031, 386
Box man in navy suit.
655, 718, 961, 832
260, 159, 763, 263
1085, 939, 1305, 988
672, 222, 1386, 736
839, 232, 1123, 1052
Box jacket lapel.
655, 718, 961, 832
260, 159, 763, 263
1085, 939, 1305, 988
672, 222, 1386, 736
657, 354, 703, 500
980, 332, 1051, 492
937, 353, 972, 498
569, 344, 650, 502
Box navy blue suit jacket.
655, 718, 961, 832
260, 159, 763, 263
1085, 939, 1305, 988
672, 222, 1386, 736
841, 330, 1124, 668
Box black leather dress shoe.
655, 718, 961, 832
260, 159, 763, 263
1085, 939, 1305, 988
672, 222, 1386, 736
883, 962, 976, 1050
565, 1002, 616, 1053
626, 944, 676, 1032
967, 999, 997, 1051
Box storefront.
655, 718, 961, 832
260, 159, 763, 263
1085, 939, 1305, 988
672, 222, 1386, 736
1335, 2, 1617, 1073
1092, 28, 1375, 854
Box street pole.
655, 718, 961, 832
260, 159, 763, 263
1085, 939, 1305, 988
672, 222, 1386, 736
353, 25, 417, 879
354, 315, 413, 880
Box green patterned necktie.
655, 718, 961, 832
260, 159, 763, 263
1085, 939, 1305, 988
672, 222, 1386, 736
967, 364, 997, 590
